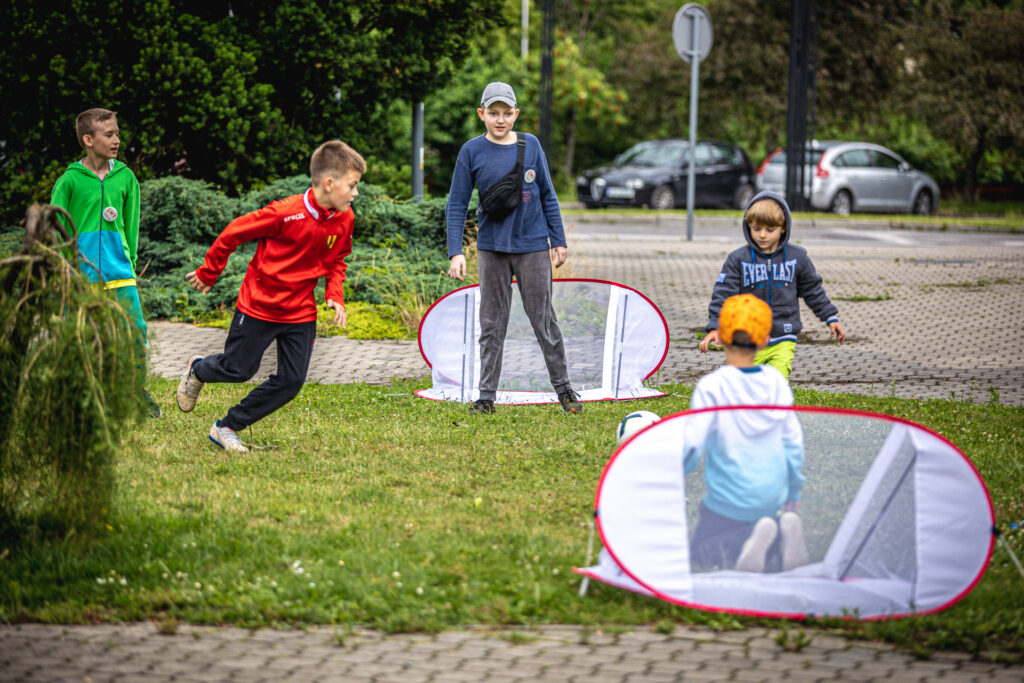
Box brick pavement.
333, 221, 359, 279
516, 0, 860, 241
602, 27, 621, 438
3, 622, 1023, 682
6, 226, 1023, 682
149, 235, 1024, 406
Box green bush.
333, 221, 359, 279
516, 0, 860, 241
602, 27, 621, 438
134, 175, 458, 336
1, 206, 143, 538
350, 183, 449, 250
238, 175, 313, 214
137, 177, 248, 320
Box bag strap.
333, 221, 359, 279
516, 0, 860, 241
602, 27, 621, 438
515, 135, 526, 169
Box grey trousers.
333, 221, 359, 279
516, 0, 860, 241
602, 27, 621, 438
476, 248, 571, 401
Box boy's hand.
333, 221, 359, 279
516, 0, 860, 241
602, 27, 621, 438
326, 299, 347, 329
698, 329, 720, 353
551, 246, 567, 269
448, 254, 466, 281
829, 321, 846, 345
185, 270, 212, 294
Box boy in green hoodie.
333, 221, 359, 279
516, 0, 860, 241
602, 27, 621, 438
50, 107, 159, 417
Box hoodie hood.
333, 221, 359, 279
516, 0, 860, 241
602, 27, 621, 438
742, 189, 792, 254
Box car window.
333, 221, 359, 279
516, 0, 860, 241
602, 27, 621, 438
690, 144, 713, 166
871, 151, 902, 170
769, 149, 824, 165
833, 149, 872, 168
711, 144, 741, 165
616, 141, 687, 166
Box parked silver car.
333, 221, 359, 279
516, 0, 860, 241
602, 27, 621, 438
756, 141, 940, 215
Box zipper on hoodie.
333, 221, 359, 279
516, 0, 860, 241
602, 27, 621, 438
98, 176, 105, 283
766, 256, 772, 305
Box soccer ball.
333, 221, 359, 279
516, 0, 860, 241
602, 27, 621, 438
616, 410, 660, 445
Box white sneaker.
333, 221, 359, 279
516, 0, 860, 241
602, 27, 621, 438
779, 511, 809, 570
734, 517, 778, 572
176, 355, 205, 412
209, 421, 248, 453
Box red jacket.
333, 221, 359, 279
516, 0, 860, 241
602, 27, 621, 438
195, 189, 353, 324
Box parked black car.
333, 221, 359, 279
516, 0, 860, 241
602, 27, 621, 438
576, 139, 756, 210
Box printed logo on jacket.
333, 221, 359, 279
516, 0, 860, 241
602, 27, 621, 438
742, 258, 798, 288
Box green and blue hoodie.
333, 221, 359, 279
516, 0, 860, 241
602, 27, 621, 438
50, 158, 140, 288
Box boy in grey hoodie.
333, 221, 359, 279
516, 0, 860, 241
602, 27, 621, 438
698, 190, 845, 379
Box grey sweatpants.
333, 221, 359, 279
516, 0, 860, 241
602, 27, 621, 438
476, 248, 571, 401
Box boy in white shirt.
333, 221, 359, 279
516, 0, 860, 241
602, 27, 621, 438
685, 294, 809, 572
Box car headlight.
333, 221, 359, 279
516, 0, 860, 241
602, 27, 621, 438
576, 175, 587, 185
624, 178, 645, 190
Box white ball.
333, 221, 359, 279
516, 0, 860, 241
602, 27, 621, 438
616, 410, 660, 445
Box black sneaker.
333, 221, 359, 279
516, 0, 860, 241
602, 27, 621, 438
557, 389, 583, 414
469, 399, 495, 414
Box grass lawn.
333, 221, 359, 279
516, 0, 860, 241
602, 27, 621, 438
2, 378, 1022, 661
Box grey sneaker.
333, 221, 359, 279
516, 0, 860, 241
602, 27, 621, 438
209, 420, 248, 453
176, 355, 204, 412
779, 511, 809, 571
557, 389, 583, 414
469, 399, 495, 415
734, 517, 778, 572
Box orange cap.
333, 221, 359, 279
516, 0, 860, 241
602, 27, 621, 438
719, 294, 772, 347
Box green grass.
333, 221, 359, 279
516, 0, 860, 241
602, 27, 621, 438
1, 379, 1022, 660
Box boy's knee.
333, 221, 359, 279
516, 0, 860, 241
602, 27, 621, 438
278, 376, 305, 400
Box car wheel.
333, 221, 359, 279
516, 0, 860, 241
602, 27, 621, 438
583, 201, 601, 209
733, 184, 755, 210
912, 190, 933, 216
830, 190, 852, 216
650, 185, 676, 211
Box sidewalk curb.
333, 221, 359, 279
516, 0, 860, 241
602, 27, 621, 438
560, 209, 1022, 234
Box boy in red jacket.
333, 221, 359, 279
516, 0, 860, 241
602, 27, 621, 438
176, 140, 365, 452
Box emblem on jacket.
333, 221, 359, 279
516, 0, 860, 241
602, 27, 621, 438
524, 169, 536, 184
326, 235, 338, 249
102, 206, 118, 222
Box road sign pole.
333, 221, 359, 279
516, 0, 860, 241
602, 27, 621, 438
673, 4, 712, 242
686, 11, 700, 242
412, 101, 424, 203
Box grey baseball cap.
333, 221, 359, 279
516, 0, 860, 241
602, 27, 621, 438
480, 82, 517, 108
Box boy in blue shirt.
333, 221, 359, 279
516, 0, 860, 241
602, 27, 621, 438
445, 82, 581, 415
686, 294, 808, 572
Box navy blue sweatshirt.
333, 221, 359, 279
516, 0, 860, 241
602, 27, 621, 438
706, 190, 839, 344
445, 132, 566, 258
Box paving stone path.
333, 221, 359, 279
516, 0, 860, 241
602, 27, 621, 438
3, 622, 1023, 682
148, 235, 1024, 406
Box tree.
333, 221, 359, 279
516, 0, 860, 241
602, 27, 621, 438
900, 0, 1024, 200
0, 0, 504, 224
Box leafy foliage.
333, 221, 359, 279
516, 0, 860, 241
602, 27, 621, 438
0, 206, 144, 538
135, 176, 463, 333
900, 0, 1024, 199
0, 0, 505, 224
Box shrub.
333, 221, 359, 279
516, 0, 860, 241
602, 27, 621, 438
1, 206, 143, 538
134, 175, 471, 336
137, 177, 248, 319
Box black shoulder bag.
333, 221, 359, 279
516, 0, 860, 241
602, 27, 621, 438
477, 136, 526, 221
